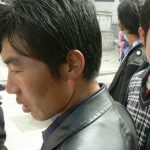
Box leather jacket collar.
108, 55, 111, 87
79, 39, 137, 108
41, 84, 113, 150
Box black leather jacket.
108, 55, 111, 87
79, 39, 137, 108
109, 43, 147, 104
0, 106, 7, 150
41, 84, 138, 150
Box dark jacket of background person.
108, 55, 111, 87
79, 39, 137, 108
122, 0, 150, 148
0, 106, 7, 150
0, 3, 7, 150
109, 43, 147, 103
123, 62, 150, 150
109, 1, 147, 104
41, 84, 138, 150
126, 65, 150, 150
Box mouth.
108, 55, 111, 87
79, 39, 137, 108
16, 98, 31, 113
22, 104, 31, 113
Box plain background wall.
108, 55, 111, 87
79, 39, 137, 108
94, 0, 120, 23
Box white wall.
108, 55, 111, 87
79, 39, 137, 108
0, 0, 5, 4
94, 0, 120, 23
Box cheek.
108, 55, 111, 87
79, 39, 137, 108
146, 45, 150, 62
146, 51, 150, 62
23, 73, 67, 106
19, 71, 50, 102
145, 32, 150, 62
25, 77, 50, 98
146, 50, 150, 62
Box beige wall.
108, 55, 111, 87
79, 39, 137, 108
94, 0, 119, 23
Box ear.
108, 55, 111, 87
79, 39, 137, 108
66, 50, 85, 80
139, 27, 145, 45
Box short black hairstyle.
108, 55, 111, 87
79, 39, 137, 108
0, 0, 102, 81
140, 0, 150, 42
118, 1, 140, 35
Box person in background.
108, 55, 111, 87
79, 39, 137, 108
0, 106, 7, 150
0, 0, 138, 149
109, 1, 147, 104
118, 27, 129, 62
0, 2, 6, 92
0, 3, 8, 150
0, 84, 5, 91
124, 0, 150, 149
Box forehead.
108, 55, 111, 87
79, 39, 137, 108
0, 37, 50, 70
1, 37, 30, 66
1, 35, 29, 56
1, 34, 30, 57
1, 37, 19, 60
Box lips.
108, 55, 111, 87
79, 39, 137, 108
16, 97, 31, 113
22, 104, 31, 113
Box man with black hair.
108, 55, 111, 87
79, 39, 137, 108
109, 1, 147, 104
0, 0, 138, 149
125, 0, 150, 149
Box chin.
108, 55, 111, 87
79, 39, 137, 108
31, 113, 50, 121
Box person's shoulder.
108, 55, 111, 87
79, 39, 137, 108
132, 44, 145, 57
129, 68, 146, 84
131, 65, 150, 80
60, 100, 138, 150
112, 101, 135, 127
134, 44, 146, 57
127, 45, 146, 66
128, 65, 150, 92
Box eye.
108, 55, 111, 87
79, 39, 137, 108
8, 65, 22, 74
10, 69, 22, 74
13, 70, 22, 73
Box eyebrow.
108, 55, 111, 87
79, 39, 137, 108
3, 57, 21, 66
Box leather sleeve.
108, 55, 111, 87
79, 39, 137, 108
118, 63, 140, 102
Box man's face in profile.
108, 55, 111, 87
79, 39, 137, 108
1, 37, 75, 121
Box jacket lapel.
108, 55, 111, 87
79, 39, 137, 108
109, 43, 143, 91
109, 59, 127, 91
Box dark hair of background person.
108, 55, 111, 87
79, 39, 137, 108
0, 0, 102, 81
140, 0, 150, 44
117, 1, 140, 36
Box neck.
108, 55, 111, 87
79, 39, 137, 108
60, 79, 100, 114
126, 33, 139, 45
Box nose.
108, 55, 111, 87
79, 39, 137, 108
6, 83, 19, 94
6, 72, 19, 94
